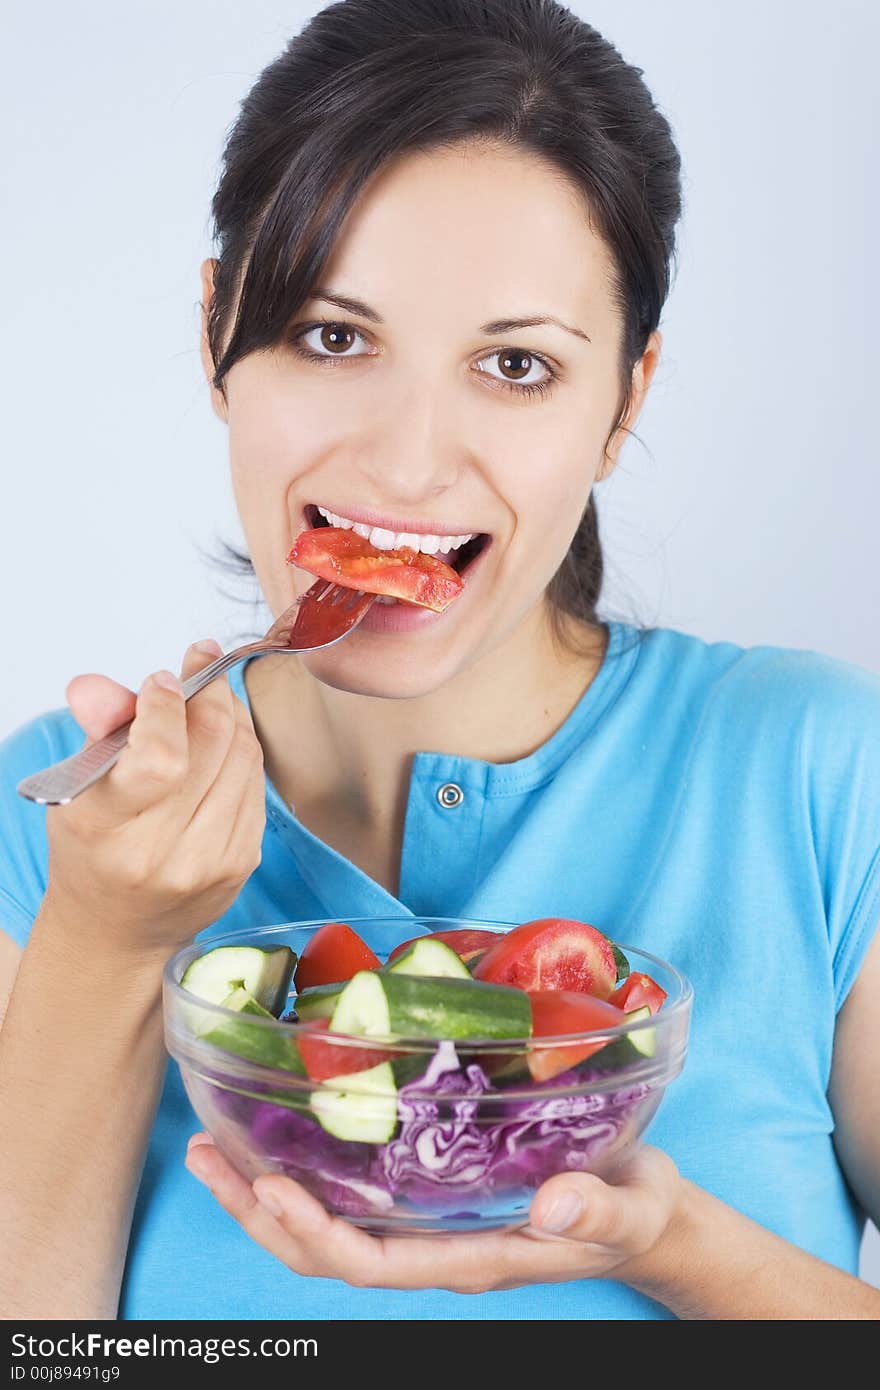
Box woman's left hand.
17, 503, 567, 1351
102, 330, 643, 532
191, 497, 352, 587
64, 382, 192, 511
184, 1133, 682, 1292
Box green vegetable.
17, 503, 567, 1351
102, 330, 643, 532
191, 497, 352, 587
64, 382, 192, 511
384, 938, 471, 980
309, 1061, 398, 1143
199, 986, 305, 1073
588, 1005, 656, 1069
181, 944, 296, 1015
293, 980, 347, 1022
330, 970, 532, 1042
592, 929, 630, 984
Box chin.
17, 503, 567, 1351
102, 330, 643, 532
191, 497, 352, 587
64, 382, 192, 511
298, 644, 462, 700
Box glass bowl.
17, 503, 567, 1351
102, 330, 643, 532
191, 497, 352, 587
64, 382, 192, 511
164, 917, 692, 1235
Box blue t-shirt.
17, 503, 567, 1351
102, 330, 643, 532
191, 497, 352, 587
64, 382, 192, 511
1, 620, 879, 1320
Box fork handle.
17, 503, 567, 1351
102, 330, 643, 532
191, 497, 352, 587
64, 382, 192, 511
17, 720, 137, 805
15, 640, 281, 806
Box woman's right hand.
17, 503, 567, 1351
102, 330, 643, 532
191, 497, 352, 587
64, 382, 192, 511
43, 639, 266, 957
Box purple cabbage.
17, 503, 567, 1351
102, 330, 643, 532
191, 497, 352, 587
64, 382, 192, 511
378, 1042, 649, 1204
204, 1040, 653, 1217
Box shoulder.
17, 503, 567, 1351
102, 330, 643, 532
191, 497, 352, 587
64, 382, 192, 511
630, 625, 880, 1008
0, 705, 85, 777
0, 705, 86, 811
634, 624, 880, 751
0, 706, 83, 947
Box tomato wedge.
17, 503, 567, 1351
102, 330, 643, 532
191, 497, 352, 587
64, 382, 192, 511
286, 528, 464, 612
294, 1017, 401, 1081
387, 928, 501, 965
294, 922, 380, 991
472, 918, 617, 1000
611, 971, 667, 1015
527, 990, 627, 1082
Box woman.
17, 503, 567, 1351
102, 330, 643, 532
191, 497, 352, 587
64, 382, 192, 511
1, 0, 878, 1320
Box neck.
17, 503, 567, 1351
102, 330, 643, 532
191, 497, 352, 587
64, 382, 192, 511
244, 601, 607, 836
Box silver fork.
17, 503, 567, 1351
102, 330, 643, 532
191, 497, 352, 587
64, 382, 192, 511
17, 580, 376, 806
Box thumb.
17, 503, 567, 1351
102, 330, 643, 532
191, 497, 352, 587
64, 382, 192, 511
529, 1146, 679, 1251
66, 672, 138, 746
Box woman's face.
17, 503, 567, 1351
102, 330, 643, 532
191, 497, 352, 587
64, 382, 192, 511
201, 141, 658, 698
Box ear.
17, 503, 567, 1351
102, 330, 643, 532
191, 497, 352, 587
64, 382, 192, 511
597, 329, 662, 481
199, 258, 229, 424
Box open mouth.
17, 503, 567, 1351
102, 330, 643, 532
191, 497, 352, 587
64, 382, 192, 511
304, 505, 491, 576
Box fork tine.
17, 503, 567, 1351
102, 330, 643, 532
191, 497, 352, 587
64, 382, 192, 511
330, 583, 363, 607
286, 579, 375, 648
302, 579, 364, 607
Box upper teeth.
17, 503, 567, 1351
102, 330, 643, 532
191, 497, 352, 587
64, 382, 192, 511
316, 506, 475, 555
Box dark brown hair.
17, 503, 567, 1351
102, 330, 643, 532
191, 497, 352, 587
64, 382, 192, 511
204, 0, 682, 649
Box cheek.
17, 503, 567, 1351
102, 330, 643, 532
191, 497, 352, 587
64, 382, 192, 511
225, 358, 342, 520
482, 412, 606, 612
499, 419, 604, 543
221, 363, 338, 607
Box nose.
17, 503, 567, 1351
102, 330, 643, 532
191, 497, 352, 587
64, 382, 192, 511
350, 378, 462, 505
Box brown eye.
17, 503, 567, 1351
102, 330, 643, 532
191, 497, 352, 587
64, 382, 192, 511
475, 346, 553, 392
498, 349, 532, 380
319, 323, 355, 353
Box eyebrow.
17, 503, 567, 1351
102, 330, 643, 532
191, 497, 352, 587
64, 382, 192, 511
310, 289, 591, 343
479, 316, 591, 344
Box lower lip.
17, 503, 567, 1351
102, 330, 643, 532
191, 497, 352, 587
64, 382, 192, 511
355, 538, 494, 635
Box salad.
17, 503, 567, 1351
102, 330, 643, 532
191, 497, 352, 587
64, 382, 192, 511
178, 919, 669, 1220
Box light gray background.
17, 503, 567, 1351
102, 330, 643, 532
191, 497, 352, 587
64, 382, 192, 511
3, 1, 878, 1288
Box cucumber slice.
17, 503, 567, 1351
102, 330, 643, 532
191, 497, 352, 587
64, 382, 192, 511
622, 1005, 657, 1057
309, 1060, 398, 1143
293, 981, 347, 1022
610, 942, 631, 984
330, 971, 392, 1035
594, 930, 630, 984
589, 1005, 657, 1070
384, 938, 471, 980
220, 985, 272, 1018
181, 945, 296, 1015
295, 980, 429, 1088
330, 970, 531, 1042
199, 987, 305, 1074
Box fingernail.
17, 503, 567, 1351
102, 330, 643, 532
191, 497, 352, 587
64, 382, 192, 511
538, 1190, 583, 1233
194, 638, 223, 656
255, 1187, 283, 1219
152, 669, 182, 694
185, 1150, 210, 1182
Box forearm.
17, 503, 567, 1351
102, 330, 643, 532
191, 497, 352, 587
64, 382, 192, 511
620, 1178, 880, 1319
0, 897, 169, 1319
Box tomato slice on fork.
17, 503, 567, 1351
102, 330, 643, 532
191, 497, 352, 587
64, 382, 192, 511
286, 527, 464, 612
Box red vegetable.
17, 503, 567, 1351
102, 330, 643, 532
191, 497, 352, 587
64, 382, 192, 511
473, 918, 617, 1000
387, 928, 501, 966
611, 972, 667, 1015
295, 1017, 400, 1082
294, 922, 380, 991
527, 989, 627, 1082
286, 528, 463, 612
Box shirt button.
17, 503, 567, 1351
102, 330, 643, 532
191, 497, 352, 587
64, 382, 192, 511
437, 782, 464, 809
